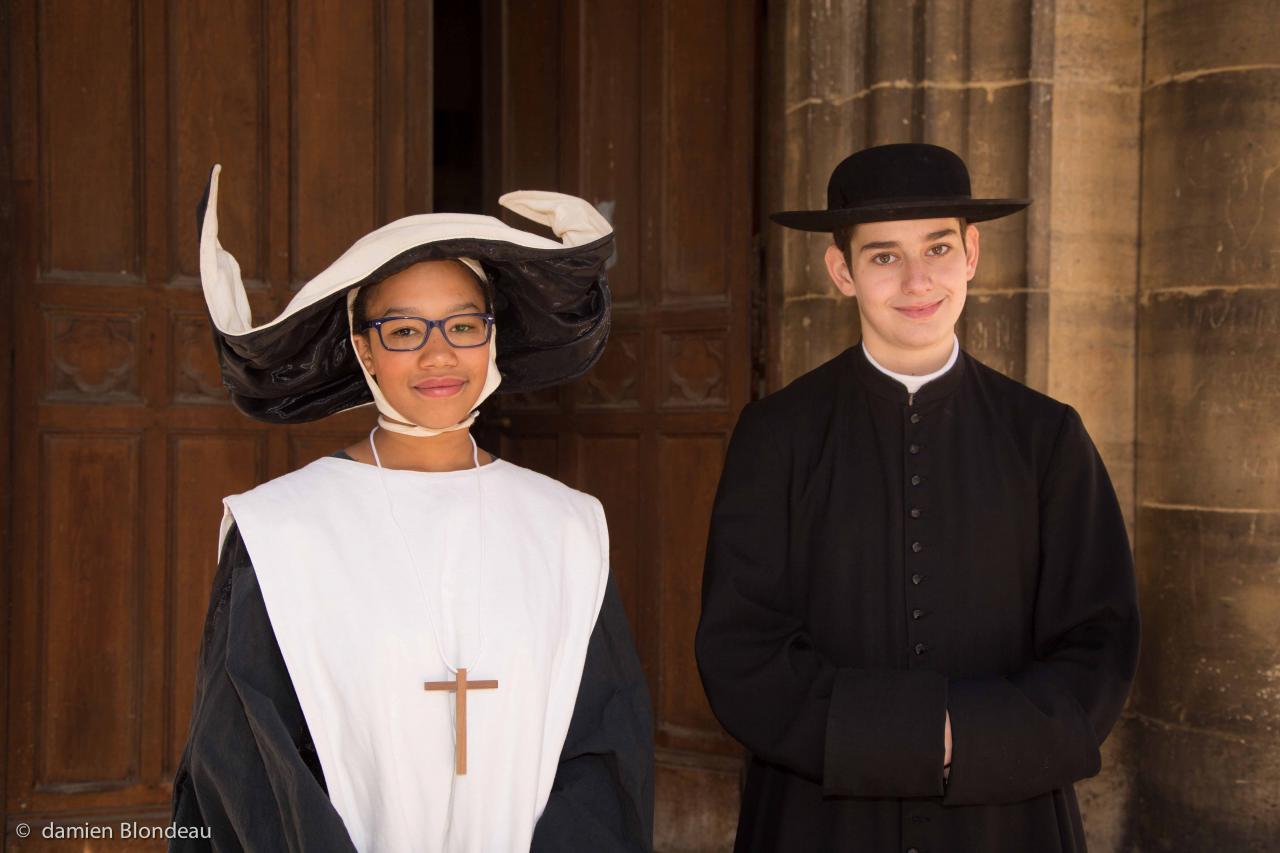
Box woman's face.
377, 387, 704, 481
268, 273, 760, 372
352, 260, 491, 430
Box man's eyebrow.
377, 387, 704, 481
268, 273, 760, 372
859, 229, 958, 253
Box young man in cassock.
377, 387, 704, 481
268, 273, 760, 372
170, 166, 653, 852
695, 143, 1140, 853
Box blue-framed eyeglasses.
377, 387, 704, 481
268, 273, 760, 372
357, 313, 495, 351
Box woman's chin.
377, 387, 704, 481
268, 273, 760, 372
391, 402, 476, 432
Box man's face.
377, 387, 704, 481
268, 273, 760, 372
823, 217, 979, 360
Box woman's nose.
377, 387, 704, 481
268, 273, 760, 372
417, 327, 458, 364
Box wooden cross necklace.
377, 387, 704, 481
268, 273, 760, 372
369, 427, 498, 775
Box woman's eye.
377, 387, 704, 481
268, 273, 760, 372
449, 323, 475, 334
389, 326, 419, 337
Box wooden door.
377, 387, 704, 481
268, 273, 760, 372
482, 2, 759, 849
4, 0, 430, 845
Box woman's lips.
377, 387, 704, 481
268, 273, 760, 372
413, 378, 467, 398
896, 299, 944, 320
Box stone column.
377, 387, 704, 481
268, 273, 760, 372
1131, 1, 1280, 848
1022, 3, 1144, 847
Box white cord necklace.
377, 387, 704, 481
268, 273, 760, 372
368, 426, 488, 676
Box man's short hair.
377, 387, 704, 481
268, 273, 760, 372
833, 218, 969, 268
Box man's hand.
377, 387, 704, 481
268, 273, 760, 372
943, 711, 953, 780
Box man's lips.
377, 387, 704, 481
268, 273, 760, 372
413, 378, 467, 398
895, 298, 944, 320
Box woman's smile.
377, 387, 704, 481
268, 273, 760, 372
413, 376, 468, 398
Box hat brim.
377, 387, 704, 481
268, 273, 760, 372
769, 197, 1030, 232
213, 236, 613, 423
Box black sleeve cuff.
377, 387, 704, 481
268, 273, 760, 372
823, 669, 948, 798
942, 675, 1101, 806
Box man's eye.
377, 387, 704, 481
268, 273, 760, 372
928, 244, 951, 256
873, 253, 896, 265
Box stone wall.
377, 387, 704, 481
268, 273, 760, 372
1129, 1, 1280, 848
763, 0, 1279, 849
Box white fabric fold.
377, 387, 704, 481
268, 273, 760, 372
199, 165, 612, 339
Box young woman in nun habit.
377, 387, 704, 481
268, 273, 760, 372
696, 144, 1140, 853
170, 166, 654, 853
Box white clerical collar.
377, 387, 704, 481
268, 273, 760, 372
862, 335, 960, 394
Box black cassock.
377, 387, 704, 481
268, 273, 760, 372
171, 456, 654, 853
696, 346, 1139, 853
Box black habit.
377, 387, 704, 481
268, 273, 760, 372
171, 455, 654, 853
696, 345, 1140, 853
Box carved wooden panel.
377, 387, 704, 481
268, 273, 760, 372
486, 2, 756, 844
288, 429, 375, 472
579, 1, 642, 305
498, 435, 559, 481
37, 433, 143, 788
38, 0, 142, 279
656, 434, 726, 737
169, 0, 265, 283
166, 433, 266, 772
658, 0, 733, 304
660, 330, 728, 409
500, 386, 561, 411
44, 309, 143, 404
578, 332, 643, 410
292, 0, 379, 282
578, 435, 643, 631
8, 0, 434, 833
497, 0, 562, 203
170, 312, 229, 404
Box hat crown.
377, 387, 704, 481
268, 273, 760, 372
827, 143, 972, 209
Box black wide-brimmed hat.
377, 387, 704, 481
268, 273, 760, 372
197, 165, 613, 424
770, 143, 1030, 232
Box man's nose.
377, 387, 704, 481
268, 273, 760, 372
901, 259, 932, 294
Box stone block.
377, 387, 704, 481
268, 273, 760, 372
968, 0, 1033, 79
779, 228, 841, 299
1141, 71, 1280, 291
1045, 290, 1135, 444
1128, 714, 1280, 851
1137, 288, 1280, 508
1132, 506, 1280, 736
779, 294, 861, 385
1053, 0, 1143, 84
958, 289, 1027, 382
1077, 713, 1137, 853
799, 0, 868, 98
1145, 0, 1280, 84
1046, 84, 1141, 294
867, 0, 918, 81
965, 85, 1032, 291
654, 757, 741, 852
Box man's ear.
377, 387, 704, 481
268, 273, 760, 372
824, 244, 858, 298
964, 224, 981, 282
